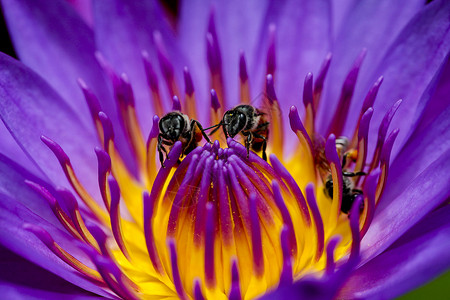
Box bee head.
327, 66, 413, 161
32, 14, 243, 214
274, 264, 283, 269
223, 111, 247, 137
159, 113, 185, 141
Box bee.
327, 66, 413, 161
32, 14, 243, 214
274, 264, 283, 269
324, 172, 365, 214
157, 111, 212, 167
210, 104, 269, 160
314, 136, 365, 214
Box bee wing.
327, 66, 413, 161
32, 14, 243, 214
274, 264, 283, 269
249, 91, 282, 123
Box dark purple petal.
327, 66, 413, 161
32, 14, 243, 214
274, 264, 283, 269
0, 194, 112, 298
318, 0, 424, 133
259, 264, 357, 300
1, 0, 110, 126
0, 53, 100, 198
0, 245, 102, 299
340, 204, 450, 299
360, 149, 450, 262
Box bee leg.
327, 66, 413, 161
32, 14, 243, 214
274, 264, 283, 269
256, 121, 270, 130
262, 140, 267, 161
183, 124, 195, 155
343, 171, 366, 177
253, 133, 267, 161
192, 120, 213, 144
243, 131, 253, 159
342, 153, 348, 168
204, 122, 222, 131
157, 134, 168, 168
208, 123, 223, 136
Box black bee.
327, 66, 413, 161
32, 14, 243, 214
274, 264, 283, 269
325, 172, 365, 214
210, 104, 269, 160
314, 136, 365, 214
158, 111, 212, 167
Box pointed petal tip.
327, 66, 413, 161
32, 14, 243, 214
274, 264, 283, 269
380, 128, 400, 163
210, 89, 220, 111
303, 73, 314, 106
266, 74, 277, 102
23, 223, 53, 246
269, 23, 276, 33
77, 78, 87, 89
148, 115, 160, 140
325, 134, 340, 164
172, 96, 181, 111
288, 106, 303, 132
376, 75, 384, 85
40, 135, 70, 165
239, 51, 248, 81
152, 30, 162, 43
120, 72, 129, 83
184, 67, 194, 95
306, 182, 315, 193
358, 107, 374, 140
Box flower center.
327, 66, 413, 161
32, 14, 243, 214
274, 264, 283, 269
23, 17, 401, 300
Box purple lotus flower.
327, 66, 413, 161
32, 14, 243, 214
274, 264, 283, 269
0, 0, 449, 299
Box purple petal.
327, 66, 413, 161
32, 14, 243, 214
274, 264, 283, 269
181, 0, 271, 107
330, 0, 356, 37
0, 153, 60, 226
0, 0, 142, 171
0, 194, 112, 298
258, 276, 336, 300
359, 97, 450, 261
271, 0, 331, 97
0, 123, 40, 176
0, 245, 102, 300
1, 0, 110, 126
340, 204, 450, 299
93, 0, 185, 126
318, 0, 424, 133
367, 0, 450, 157
360, 149, 450, 263
178, 0, 212, 110
0, 53, 100, 198
264, 0, 331, 151
379, 102, 450, 211
413, 56, 450, 133
343, 0, 449, 157
3, 0, 127, 173
65, 0, 94, 27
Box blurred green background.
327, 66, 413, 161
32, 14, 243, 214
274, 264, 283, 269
399, 271, 450, 300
